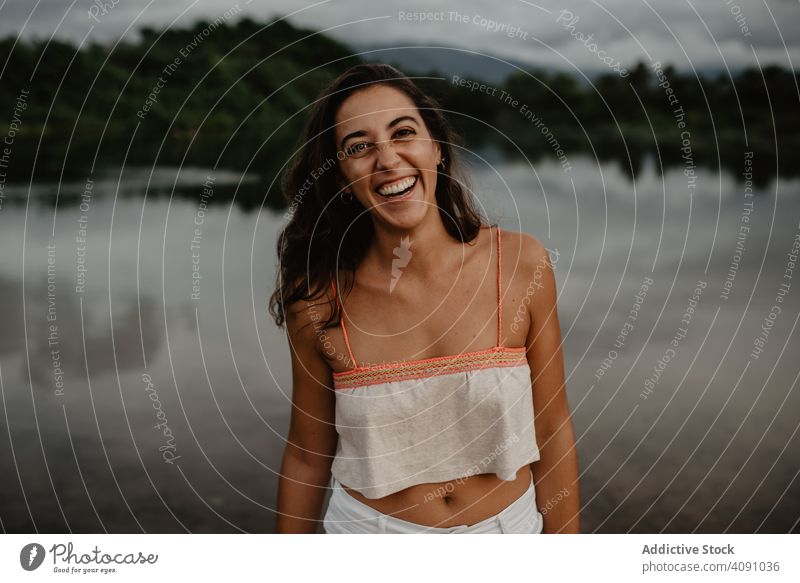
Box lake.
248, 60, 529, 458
0, 156, 798, 533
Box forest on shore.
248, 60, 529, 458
1, 16, 796, 209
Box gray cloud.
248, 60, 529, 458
0, 0, 797, 74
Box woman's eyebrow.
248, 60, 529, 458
387, 115, 419, 128
339, 115, 420, 150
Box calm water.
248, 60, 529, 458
0, 157, 798, 533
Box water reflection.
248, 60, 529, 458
0, 156, 798, 533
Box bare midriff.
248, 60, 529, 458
341, 465, 533, 527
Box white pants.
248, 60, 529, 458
323, 474, 544, 534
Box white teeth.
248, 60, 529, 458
376, 176, 417, 196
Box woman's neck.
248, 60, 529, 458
366, 217, 468, 282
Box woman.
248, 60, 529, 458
270, 63, 579, 534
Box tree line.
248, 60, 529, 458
0, 16, 795, 209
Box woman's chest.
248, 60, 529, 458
333, 365, 532, 432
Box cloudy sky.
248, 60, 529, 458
1, 0, 798, 75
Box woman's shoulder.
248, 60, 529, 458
494, 227, 558, 316
494, 226, 549, 266
284, 275, 336, 336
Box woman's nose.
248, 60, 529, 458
374, 140, 401, 169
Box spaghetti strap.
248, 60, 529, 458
329, 273, 359, 368
496, 226, 503, 348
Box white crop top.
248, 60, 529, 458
327, 226, 540, 499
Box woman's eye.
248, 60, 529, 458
395, 128, 415, 139
346, 142, 370, 156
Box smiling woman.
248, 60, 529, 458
334, 85, 443, 215
269, 64, 579, 534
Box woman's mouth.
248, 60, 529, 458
375, 175, 418, 201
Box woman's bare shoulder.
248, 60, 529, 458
498, 227, 549, 269
284, 278, 336, 350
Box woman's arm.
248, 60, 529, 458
522, 234, 580, 533
275, 296, 339, 533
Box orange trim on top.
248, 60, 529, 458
329, 273, 358, 368
497, 225, 503, 348
332, 345, 528, 390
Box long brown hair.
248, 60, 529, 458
268, 63, 486, 330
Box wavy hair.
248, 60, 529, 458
268, 63, 486, 330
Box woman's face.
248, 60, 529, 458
334, 84, 441, 228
